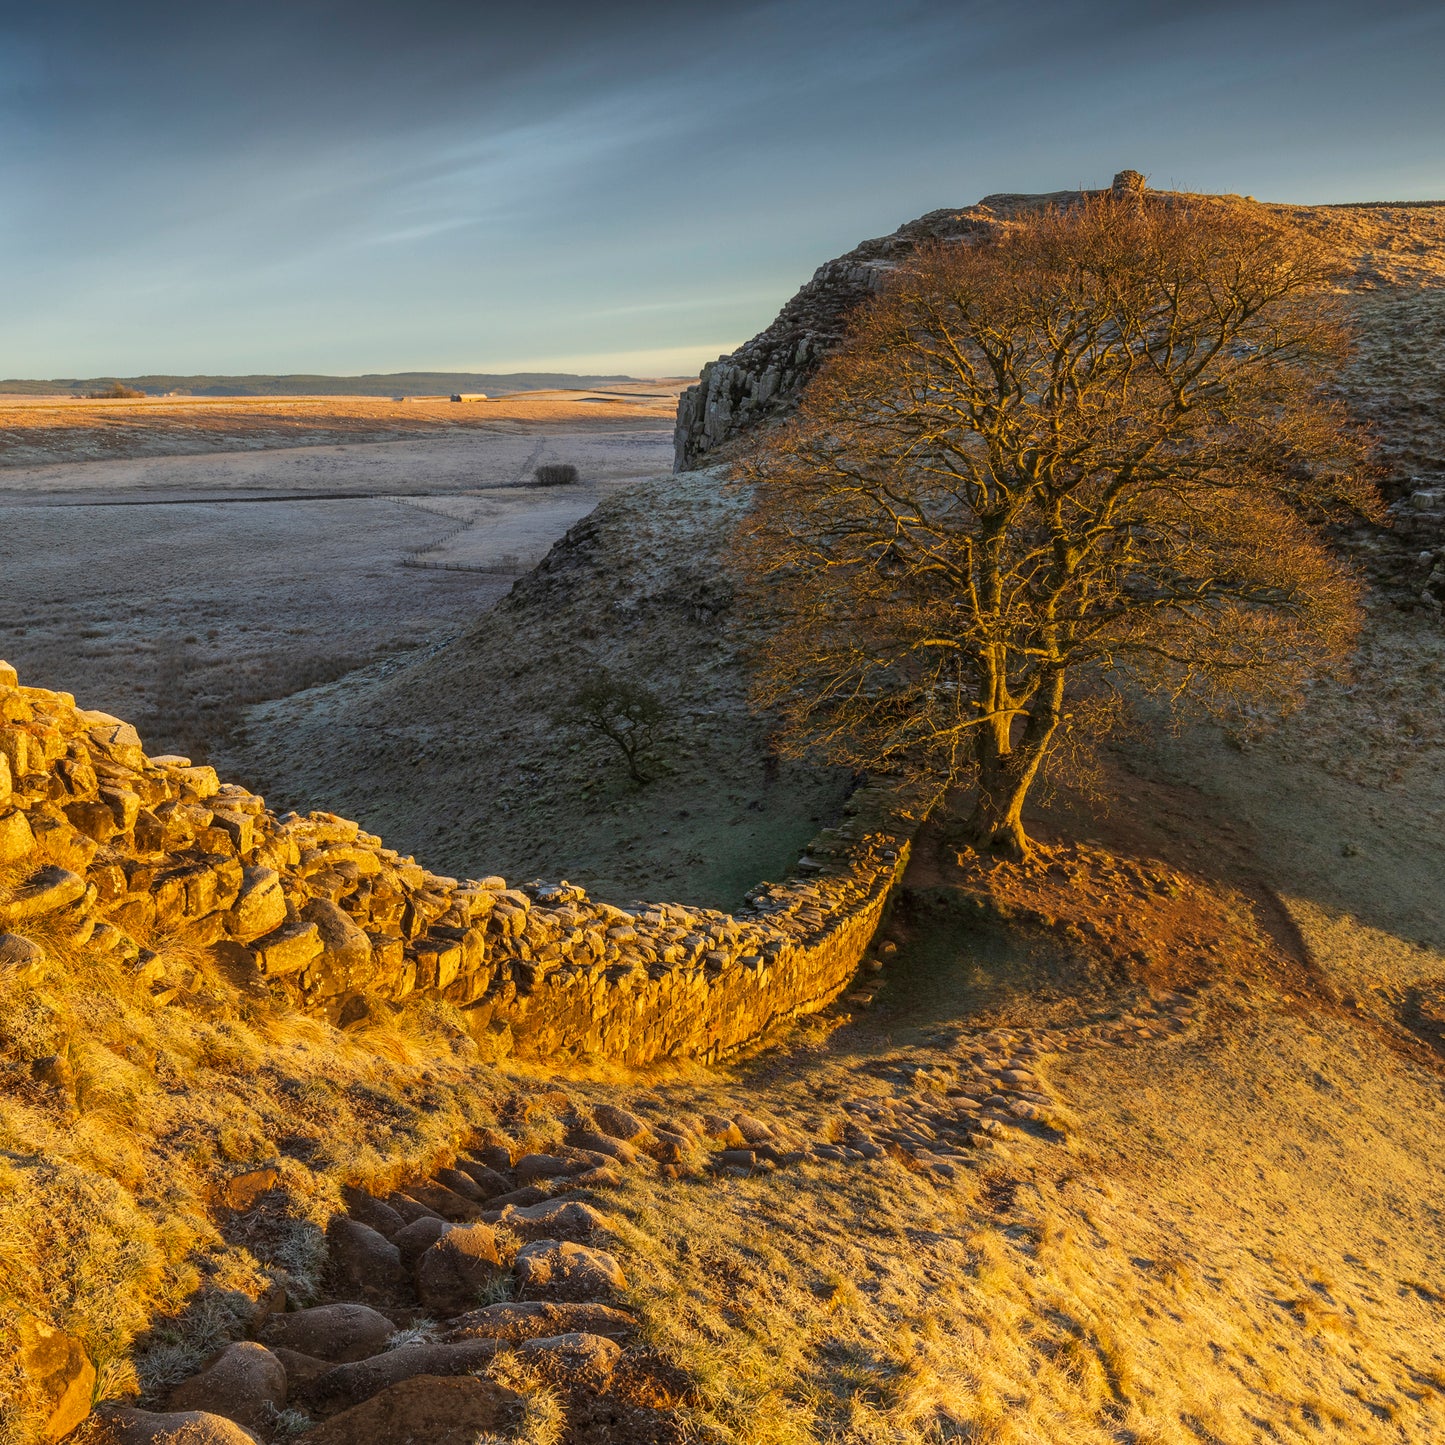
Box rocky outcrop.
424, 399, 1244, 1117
670, 186, 1125, 470
0, 660, 917, 1067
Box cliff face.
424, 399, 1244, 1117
672, 205, 1011, 471
672, 186, 1109, 471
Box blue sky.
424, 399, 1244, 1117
2, 0, 1442, 378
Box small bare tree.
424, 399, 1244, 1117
558, 671, 668, 785
738, 195, 1379, 858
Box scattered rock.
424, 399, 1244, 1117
261, 1302, 396, 1363
415, 1223, 505, 1316
299, 1375, 524, 1445
513, 1239, 628, 1301
165, 1342, 286, 1431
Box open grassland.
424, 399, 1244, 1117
0, 388, 681, 469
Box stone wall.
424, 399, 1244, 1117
0, 662, 919, 1066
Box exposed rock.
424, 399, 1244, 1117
260, 1302, 396, 1362
442, 1300, 636, 1342
516, 1330, 623, 1382
165, 1342, 286, 1431
393, 1214, 455, 1268
309, 1341, 504, 1411
326, 1216, 408, 1301
488, 1199, 609, 1242
85, 1408, 261, 1445
299, 1375, 523, 1445
590, 1104, 650, 1144
15, 1315, 94, 1443
513, 1239, 628, 1300
415, 1222, 505, 1316
0, 931, 45, 980
342, 1191, 406, 1239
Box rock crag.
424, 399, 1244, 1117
0, 661, 916, 1067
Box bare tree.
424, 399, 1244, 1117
737, 195, 1380, 859
558, 672, 668, 785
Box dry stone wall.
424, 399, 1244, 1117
0, 662, 917, 1065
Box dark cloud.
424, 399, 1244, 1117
1, 0, 1441, 375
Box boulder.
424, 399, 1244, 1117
402, 1181, 483, 1222
260, 1302, 395, 1362
568, 1130, 639, 1166
252, 920, 323, 976
449, 1159, 512, 1199
416, 1223, 505, 1316
0, 867, 86, 927
513, 1240, 628, 1301
431, 1166, 485, 1202
342, 1190, 406, 1239
393, 1215, 454, 1269
0, 808, 35, 864
267, 1346, 333, 1393
590, 1104, 651, 1144
488, 1199, 608, 1242
299, 1375, 523, 1445
300, 897, 372, 969
384, 1192, 446, 1226
733, 1112, 775, 1144
516, 1331, 622, 1382
512, 1152, 573, 1182
0, 931, 45, 980
442, 1300, 635, 1342
326, 1216, 407, 1301
310, 1341, 504, 1411
165, 1342, 286, 1430
15, 1315, 94, 1443
226, 868, 287, 943
85, 1409, 260, 1444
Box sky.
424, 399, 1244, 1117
2, 0, 1443, 379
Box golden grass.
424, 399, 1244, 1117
0, 925, 506, 1444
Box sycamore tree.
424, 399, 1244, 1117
737, 194, 1379, 859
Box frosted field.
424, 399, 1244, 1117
0, 420, 674, 764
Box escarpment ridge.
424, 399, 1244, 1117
0, 661, 916, 1066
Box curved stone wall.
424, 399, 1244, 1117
0, 663, 918, 1066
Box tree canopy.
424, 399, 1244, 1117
737, 194, 1380, 857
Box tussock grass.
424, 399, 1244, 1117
0, 927, 504, 1444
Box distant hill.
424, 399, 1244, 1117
0, 371, 639, 398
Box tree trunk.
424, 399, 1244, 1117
962, 672, 1065, 861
